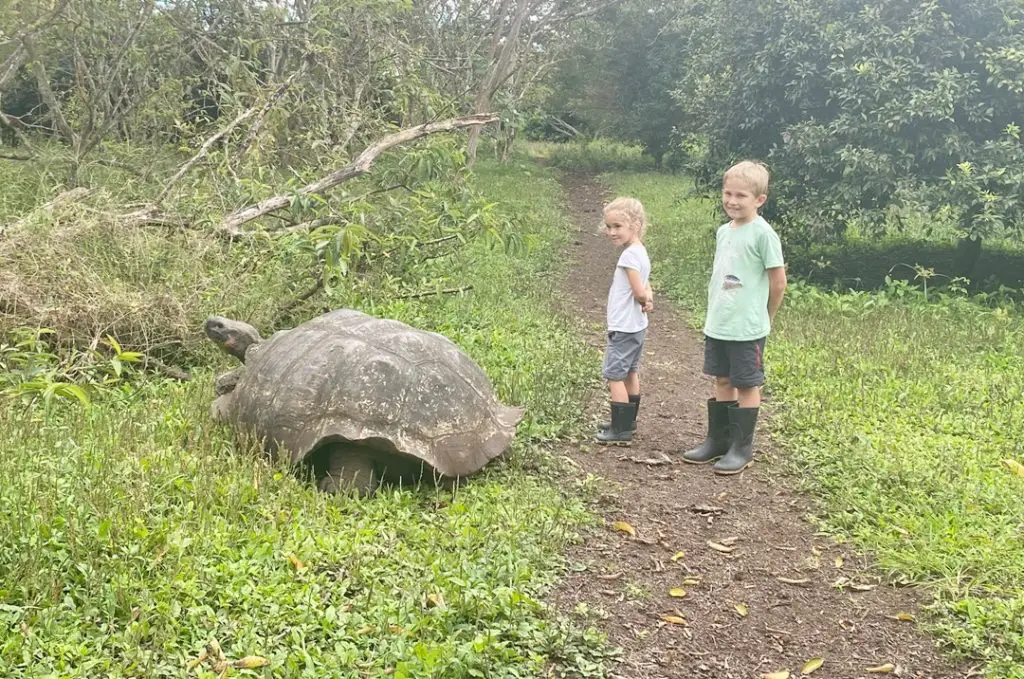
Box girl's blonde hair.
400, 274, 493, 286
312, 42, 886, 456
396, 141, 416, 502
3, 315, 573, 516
602, 197, 648, 240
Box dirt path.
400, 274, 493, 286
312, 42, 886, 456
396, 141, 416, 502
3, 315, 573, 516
552, 174, 966, 679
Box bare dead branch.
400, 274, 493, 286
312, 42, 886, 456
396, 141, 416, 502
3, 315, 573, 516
6, 187, 92, 234
141, 354, 191, 381
0, 152, 32, 161
23, 37, 77, 147
155, 106, 259, 205
0, 46, 27, 93
273, 277, 324, 323
396, 285, 473, 299
235, 67, 305, 164
219, 113, 498, 238
0, 1, 70, 93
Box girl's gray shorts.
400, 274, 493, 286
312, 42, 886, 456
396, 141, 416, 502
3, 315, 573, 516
602, 329, 646, 381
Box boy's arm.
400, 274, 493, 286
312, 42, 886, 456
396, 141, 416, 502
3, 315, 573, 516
625, 268, 652, 306
767, 266, 787, 322
643, 281, 654, 312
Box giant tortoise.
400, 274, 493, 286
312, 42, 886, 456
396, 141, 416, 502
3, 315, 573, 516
204, 309, 525, 496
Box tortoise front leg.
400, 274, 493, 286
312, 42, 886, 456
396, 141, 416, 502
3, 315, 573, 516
214, 368, 243, 395
317, 444, 378, 497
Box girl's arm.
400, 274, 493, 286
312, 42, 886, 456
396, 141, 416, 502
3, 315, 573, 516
626, 268, 652, 306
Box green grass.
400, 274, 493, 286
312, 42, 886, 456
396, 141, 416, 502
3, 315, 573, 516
0, 161, 614, 678
526, 140, 658, 174
603, 171, 1024, 678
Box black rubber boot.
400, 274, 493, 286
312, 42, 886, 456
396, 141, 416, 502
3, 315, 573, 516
681, 398, 735, 464
598, 394, 640, 433
596, 401, 634, 444
713, 406, 758, 475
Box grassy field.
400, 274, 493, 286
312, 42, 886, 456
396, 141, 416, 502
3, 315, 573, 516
0, 161, 613, 678
601, 171, 1024, 678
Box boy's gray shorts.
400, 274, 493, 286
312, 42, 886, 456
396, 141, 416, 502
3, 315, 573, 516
602, 329, 646, 381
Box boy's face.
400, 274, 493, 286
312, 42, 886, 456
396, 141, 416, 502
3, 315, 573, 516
603, 213, 638, 246
721, 177, 767, 223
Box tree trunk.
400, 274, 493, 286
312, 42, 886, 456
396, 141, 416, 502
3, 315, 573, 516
953, 234, 982, 282
466, 0, 533, 167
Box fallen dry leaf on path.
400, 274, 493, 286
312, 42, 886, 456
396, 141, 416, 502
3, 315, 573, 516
669, 587, 687, 598
801, 657, 824, 674
707, 541, 735, 553
661, 614, 687, 625
671, 551, 686, 562
612, 521, 636, 537
761, 671, 790, 679
866, 663, 896, 673
886, 612, 915, 622
734, 603, 749, 618
777, 577, 811, 586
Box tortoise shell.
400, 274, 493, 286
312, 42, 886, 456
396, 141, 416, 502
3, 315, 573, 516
219, 309, 525, 477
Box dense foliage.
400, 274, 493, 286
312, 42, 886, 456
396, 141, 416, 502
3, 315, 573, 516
537, 0, 1024, 273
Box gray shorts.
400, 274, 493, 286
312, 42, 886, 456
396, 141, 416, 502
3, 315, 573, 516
602, 329, 646, 381
703, 335, 766, 388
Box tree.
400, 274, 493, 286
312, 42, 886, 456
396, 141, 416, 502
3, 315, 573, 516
670, 0, 1024, 272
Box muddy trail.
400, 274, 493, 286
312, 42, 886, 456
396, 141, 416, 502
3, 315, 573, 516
551, 174, 967, 679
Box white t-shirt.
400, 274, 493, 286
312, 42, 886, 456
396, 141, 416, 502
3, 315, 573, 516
606, 243, 650, 332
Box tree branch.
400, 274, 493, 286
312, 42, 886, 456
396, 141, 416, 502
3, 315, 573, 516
234, 66, 304, 164
219, 113, 498, 238
396, 285, 473, 299
155, 105, 259, 205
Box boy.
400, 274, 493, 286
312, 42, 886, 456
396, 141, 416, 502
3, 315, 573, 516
682, 160, 786, 473
596, 197, 653, 444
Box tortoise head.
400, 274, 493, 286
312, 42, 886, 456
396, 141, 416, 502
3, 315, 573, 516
204, 316, 262, 362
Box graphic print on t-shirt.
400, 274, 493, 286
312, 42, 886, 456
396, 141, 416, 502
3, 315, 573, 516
723, 274, 743, 290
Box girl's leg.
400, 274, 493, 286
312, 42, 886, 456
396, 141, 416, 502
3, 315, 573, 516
624, 370, 640, 397
608, 380, 629, 403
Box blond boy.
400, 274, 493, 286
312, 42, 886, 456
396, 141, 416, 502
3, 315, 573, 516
682, 161, 787, 473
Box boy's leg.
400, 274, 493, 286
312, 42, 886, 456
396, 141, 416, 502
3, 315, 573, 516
714, 338, 766, 474
736, 386, 760, 408
681, 337, 736, 463
715, 376, 737, 403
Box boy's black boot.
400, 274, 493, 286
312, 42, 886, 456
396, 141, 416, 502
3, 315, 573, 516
713, 406, 759, 475
681, 398, 735, 464
596, 401, 634, 444
597, 394, 640, 433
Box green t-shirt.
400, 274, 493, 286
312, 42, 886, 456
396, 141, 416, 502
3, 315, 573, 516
703, 216, 785, 341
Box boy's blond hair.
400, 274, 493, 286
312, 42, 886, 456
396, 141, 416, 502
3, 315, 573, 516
723, 160, 770, 197
602, 197, 648, 240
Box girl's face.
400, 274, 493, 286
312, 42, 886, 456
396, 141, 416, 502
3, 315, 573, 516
603, 211, 639, 246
